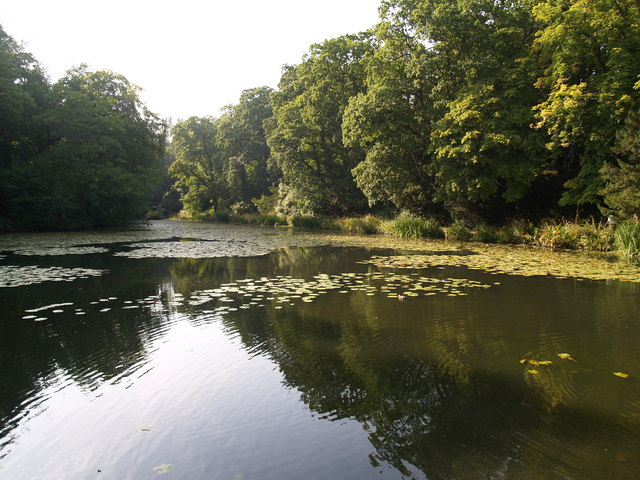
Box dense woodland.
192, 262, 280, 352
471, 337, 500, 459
1, 0, 640, 231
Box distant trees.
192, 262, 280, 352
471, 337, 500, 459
0, 26, 166, 230
169, 87, 277, 217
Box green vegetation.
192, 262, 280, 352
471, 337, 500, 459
2, 0, 640, 238
383, 214, 445, 239
614, 221, 640, 257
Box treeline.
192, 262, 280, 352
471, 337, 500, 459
0, 25, 167, 230
3, 0, 640, 232
170, 0, 640, 225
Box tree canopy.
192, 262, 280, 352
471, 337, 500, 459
3, 0, 640, 230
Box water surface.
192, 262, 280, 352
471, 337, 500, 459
1, 221, 640, 479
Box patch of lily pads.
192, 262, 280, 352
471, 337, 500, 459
0, 265, 106, 288
113, 240, 276, 259
10, 246, 110, 256
184, 272, 494, 313
356, 243, 640, 283
19, 271, 494, 323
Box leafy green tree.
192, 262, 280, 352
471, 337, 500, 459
267, 33, 376, 215
532, 0, 640, 208
216, 87, 278, 211
0, 25, 51, 228
169, 116, 224, 215
343, 19, 438, 215
347, 1, 548, 221
2, 61, 166, 229
601, 110, 640, 217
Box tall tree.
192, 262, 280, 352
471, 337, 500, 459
2, 61, 166, 229
216, 87, 277, 211
532, 0, 640, 208
267, 33, 376, 215
0, 25, 51, 228
343, 18, 438, 215
169, 116, 224, 214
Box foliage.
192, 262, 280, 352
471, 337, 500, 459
473, 225, 498, 243
267, 34, 375, 215
601, 110, 640, 217
446, 223, 472, 241
384, 213, 445, 239
614, 220, 640, 256
338, 215, 383, 235
289, 215, 326, 230
495, 226, 520, 245
0, 40, 167, 230
534, 220, 613, 251
532, 0, 640, 207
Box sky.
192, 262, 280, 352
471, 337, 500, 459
0, 0, 382, 121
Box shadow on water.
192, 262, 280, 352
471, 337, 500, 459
1, 244, 640, 479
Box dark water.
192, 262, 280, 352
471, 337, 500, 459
1, 230, 640, 479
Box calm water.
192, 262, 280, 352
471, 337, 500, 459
1, 222, 640, 479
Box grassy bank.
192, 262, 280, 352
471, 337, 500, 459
173, 210, 640, 258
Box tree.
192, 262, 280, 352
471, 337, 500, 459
216, 87, 278, 211
343, 19, 438, 215
1, 59, 166, 229
267, 33, 376, 215
0, 25, 51, 228
601, 109, 640, 216
532, 0, 640, 208
169, 116, 224, 214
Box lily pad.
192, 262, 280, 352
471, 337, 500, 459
153, 464, 174, 474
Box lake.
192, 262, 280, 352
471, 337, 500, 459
1, 220, 640, 479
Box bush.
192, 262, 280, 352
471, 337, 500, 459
446, 222, 472, 241
385, 214, 445, 239
214, 210, 230, 223
258, 213, 288, 226
474, 224, 497, 243
614, 220, 640, 256
535, 221, 614, 251
496, 226, 519, 244
339, 215, 382, 235
289, 215, 324, 229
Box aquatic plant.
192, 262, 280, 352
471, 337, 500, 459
535, 221, 613, 251
614, 220, 640, 256
338, 215, 382, 235
384, 214, 444, 239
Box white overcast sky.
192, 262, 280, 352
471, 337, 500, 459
0, 0, 382, 121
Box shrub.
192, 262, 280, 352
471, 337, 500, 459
614, 220, 640, 256
385, 214, 445, 239
214, 210, 230, 223
339, 215, 382, 235
446, 222, 472, 241
535, 221, 614, 251
258, 213, 288, 226
496, 226, 519, 244
289, 215, 324, 229
474, 224, 497, 243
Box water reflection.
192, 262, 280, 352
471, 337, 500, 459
2, 246, 640, 479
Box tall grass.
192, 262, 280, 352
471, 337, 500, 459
338, 215, 382, 235
384, 214, 444, 239
535, 221, 613, 251
614, 220, 640, 256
